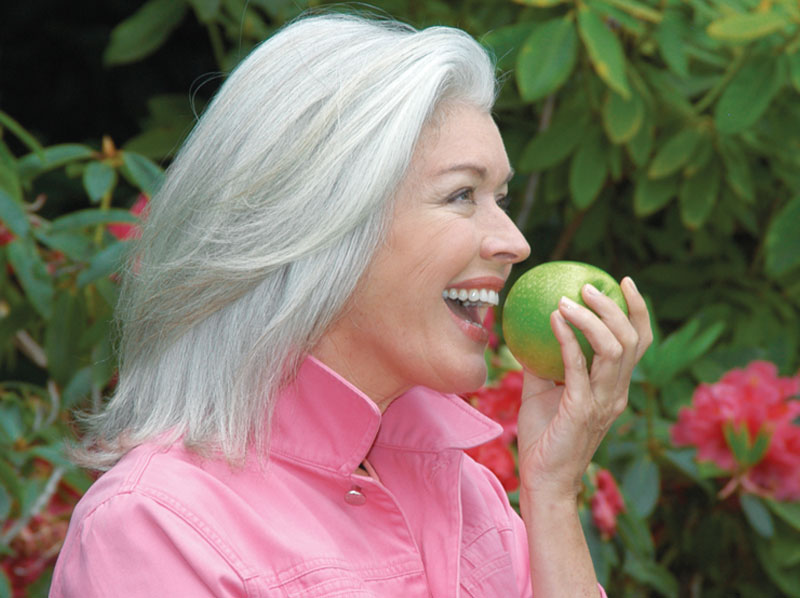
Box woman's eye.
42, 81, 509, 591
448, 189, 474, 204
497, 195, 512, 212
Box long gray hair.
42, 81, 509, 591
75, 13, 497, 469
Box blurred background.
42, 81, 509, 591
1, 0, 799, 596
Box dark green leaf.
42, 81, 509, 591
76, 242, 129, 288
765, 197, 800, 277
187, 0, 220, 22
655, 10, 689, 77
790, 50, 800, 93
616, 511, 655, 558
634, 174, 678, 216
62, 367, 94, 409
516, 18, 578, 101
569, 129, 607, 209
0, 110, 44, 158
0, 563, 11, 598
622, 454, 660, 518
0, 160, 21, 204
623, 550, 679, 598
45, 290, 87, 386
0, 188, 30, 238
103, 0, 188, 65
518, 105, 591, 171
603, 89, 644, 144
679, 159, 720, 229
5, 238, 54, 318
718, 136, 755, 202
83, 161, 117, 203
740, 493, 775, 538
766, 500, 800, 533
50, 208, 139, 233
482, 22, 536, 72
577, 3, 631, 98
648, 127, 702, 179
715, 55, 783, 134
600, 0, 662, 22
17, 144, 94, 181
120, 151, 164, 196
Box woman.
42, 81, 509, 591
51, 13, 651, 597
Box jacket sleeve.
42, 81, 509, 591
472, 461, 608, 598
50, 492, 247, 598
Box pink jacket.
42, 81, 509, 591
51, 357, 606, 597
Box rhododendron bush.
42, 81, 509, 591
465, 314, 800, 597
5, 0, 800, 595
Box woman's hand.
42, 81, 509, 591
516, 276, 652, 501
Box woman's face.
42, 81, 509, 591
314, 103, 531, 410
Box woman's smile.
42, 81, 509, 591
314, 103, 531, 410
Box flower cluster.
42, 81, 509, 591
590, 468, 625, 539
463, 369, 523, 491
671, 360, 800, 501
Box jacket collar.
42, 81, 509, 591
269, 356, 501, 475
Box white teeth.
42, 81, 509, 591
442, 288, 500, 306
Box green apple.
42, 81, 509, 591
502, 261, 627, 382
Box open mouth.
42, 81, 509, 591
442, 288, 499, 327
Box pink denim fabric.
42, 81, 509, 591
51, 357, 607, 597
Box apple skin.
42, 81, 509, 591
501, 261, 628, 382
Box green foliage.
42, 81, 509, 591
2, 0, 800, 594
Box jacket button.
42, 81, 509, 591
345, 487, 366, 506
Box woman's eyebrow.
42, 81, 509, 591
434, 163, 515, 185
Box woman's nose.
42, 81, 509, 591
480, 206, 531, 265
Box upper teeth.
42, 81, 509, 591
442, 288, 499, 306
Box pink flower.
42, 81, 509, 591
108, 194, 149, 240
590, 469, 625, 539
464, 370, 523, 444
671, 361, 800, 501
0, 221, 15, 246
466, 438, 520, 492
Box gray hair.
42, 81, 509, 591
74, 13, 497, 469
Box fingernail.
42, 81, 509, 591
626, 277, 638, 292
560, 295, 578, 309
584, 283, 600, 296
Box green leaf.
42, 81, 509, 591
50, 208, 139, 233
648, 127, 702, 179
0, 188, 30, 238
623, 550, 679, 598
83, 161, 118, 203
622, 454, 660, 518
602, 88, 644, 144
634, 174, 677, 216
76, 242, 129, 288
5, 237, 54, 318
0, 566, 11, 598
718, 136, 754, 202
766, 500, 800, 533
789, 51, 800, 93
0, 110, 44, 158
577, 3, 631, 98
626, 118, 653, 167
740, 493, 775, 538
723, 420, 752, 466
518, 104, 591, 171
655, 10, 689, 78
104, 0, 188, 65
679, 159, 720, 229
616, 511, 655, 557
120, 151, 164, 196
516, 18, 579, 102
513, 0, 568, 6
45, 290, 87, 386
187, 0, 220, 22
708, 11, 789, 41
599, 0, 662, 23
0, 458, 23, 512
569, 129, 608, 209
644, 318, 725, 387
715, 55, 782, 134
481, 22, 538, 73
17, 143, 94, 182
765, 197, 800, 277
